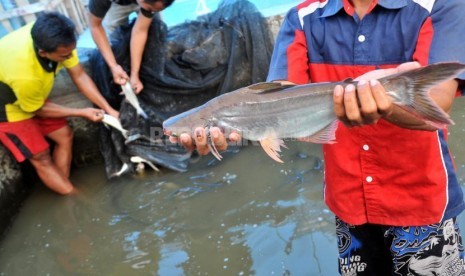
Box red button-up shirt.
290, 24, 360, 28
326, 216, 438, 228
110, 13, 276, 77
267, 0, 465, 226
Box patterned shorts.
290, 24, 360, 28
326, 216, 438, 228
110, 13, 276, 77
336, 217, 465, 276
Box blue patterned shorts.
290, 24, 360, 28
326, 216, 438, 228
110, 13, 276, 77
336, 217, 465, 275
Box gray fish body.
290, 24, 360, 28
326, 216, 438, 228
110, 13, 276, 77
207, 82, 339, 141
163, 63, 465, 157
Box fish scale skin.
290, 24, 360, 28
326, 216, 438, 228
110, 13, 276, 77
212, 90, 335, 141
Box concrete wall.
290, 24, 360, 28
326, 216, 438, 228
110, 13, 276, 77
0, 146, 29, 237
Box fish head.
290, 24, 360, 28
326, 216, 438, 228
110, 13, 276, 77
163, 103, 212, 138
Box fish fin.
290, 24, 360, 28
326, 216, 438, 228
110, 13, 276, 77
383, 62, 465, 128
121, 129, 128, 139
206, 132, 223, 161
299, 120, 339, 144
248, 82, 295, 94
111, 163, 130, 177
259, 136, 287, 163
207, 142, 223, 161
144, 161, 160, 172
342, 78, 354, 83
390, 104, 449, 129
130, 156, 160, 172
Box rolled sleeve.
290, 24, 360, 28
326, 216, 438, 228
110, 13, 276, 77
139, 8, 155, 18
88, 0, 112, 18
62, 50, 80, 69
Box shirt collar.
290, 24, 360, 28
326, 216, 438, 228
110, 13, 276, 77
320, 0, 408, 18
33, 42, 58, 74
378, 0, 408, 9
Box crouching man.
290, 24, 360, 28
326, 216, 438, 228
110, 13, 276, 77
0, 12, 119, 195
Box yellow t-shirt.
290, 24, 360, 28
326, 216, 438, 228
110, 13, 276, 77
0, 22, 79, 122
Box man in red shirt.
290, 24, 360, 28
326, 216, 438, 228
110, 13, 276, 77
168, 0, 465, 274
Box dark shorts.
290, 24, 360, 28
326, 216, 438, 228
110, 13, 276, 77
336, 217, 465, 276
0, 117, 68, 162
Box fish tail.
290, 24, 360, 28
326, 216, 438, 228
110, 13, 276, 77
122, 129, 128, 139
138, 108, 149, 119
382, 62, 465, 128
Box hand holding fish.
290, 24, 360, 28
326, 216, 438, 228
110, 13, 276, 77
333, 62, 421, 128
168, 127, 241, 158
106, 108, 120, 119
81, 108, 105, 122
334, 61, 459, 131
110, 64, 129, 86
334, 78, 393, 127
130, 74, 144, 94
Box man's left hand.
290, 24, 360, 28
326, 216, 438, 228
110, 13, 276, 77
130, 75, 144, 94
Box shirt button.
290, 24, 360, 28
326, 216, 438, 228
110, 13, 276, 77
366, 176, 373, 183
363, 144, 369, 151
358, 35, 366, 42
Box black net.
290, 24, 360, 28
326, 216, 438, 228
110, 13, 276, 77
90, 0, 274, 178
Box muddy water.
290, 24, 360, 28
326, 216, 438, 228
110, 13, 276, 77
1, 97, 465, 275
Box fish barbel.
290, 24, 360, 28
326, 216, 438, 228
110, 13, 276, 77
163, 62, 465, 162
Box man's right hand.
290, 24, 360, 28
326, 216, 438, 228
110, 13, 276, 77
81, 108, 105, 122
167, 127, 241, 156
110, 64, 129, 86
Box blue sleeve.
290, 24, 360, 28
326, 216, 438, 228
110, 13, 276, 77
266, 7, 305, 82
429, 0, 465, 94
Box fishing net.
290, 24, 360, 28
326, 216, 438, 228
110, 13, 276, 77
90, 0, 274, 178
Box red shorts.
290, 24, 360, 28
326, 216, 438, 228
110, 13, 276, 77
0, 117, 68, 162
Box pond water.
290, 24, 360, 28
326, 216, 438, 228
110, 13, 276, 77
1, 98, 465, 275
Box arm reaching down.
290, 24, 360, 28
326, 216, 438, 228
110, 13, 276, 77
88, 12, 129, 86
66, 63, 119, 118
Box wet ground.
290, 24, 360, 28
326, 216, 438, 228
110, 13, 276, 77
1, 97, 465, 275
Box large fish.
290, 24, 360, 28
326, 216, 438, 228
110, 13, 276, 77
121, 82, 148, 119
163, 62, 465, 162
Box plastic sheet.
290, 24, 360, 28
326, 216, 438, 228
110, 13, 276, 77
90, 0, 274, 178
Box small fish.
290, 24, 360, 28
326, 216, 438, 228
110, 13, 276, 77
111, 163, 130, 177
130, 156, 160, 172
102, 114, 128, 138
163, 62, 465, 163
121, 82, 148, 119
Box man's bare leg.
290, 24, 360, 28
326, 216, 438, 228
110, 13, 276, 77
29, 149, 74, 195
46, 125, 73, 178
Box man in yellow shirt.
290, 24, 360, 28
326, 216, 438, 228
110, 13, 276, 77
0, 12, 119, 195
